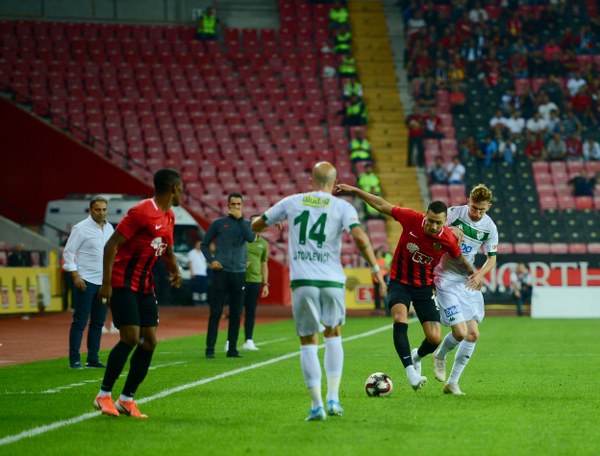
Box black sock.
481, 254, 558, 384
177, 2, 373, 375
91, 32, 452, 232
121, 347, 154, 398
101, 341, 134, 393
417, 339, 438, 358
393, 322, 412, 368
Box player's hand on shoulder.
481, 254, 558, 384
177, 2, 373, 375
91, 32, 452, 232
449, 226, 464, 244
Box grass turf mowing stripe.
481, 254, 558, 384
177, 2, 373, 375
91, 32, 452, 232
0, 322, 394, 447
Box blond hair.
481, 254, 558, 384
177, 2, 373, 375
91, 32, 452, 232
470, 183, 493, 203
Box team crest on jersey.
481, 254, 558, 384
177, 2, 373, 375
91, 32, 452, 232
151, 237, 167, 256
476, 230, 485, 240
407, 243, 434, 265
433, 242, 442, 250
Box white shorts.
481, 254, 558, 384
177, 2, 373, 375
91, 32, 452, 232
434, 276, 485, 326
291, 286, 346, 337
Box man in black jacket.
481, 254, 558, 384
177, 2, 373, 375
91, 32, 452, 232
201, 193, 255, 358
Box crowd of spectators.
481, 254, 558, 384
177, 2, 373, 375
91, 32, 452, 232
403, 0, 600, 192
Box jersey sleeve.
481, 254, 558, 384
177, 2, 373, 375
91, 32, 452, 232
483, 222, 499, 256
341, 200, 361, 232
165, 211, 175, 245
115, 204, 143, 239
263, 196, 290, 225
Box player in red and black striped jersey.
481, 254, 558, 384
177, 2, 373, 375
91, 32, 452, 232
93, 169, 184, 418
335, 183, 476, 391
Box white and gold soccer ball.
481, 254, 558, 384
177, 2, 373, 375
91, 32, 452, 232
365, 372, 393, 397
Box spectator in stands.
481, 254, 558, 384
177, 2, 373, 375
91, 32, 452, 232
542, 38, 564, 75
560, 109, 583, 138
525, 133, 546, 162
510, 262, 532, 317
545, 109, 562, 137
7, 243, 32, 267
423, 107, 445, 139
563, 49, 580, 77
567, 71, 587, 97
489, 109, 508, 137
498, 137, 517, 164
576, 24, 596, 55
508, 50, 529, 79
460, 135, 483, 163
447, 55, 466, 85
333, 23, 352, 55
537, 93, 559, 122
417, 76, 437, 108
445, 156, 466, 185
329, 0, 349, 29
348, 129, 372, 164
468, 1, 488, 24
406, 9, 427, 40
582, 137, 600, 161
448, 81, 468, 115
195, 7, 219, 41
571, 85, 597, 127
545, 132, 567, 162
565, 132, 584, 161
506, 10, 522, 38
432, 58, 448, 89
342, 74, 363, 101
342, 95, 367, 126
526, 112, 548, 137
358, 163, 383, 219
405, 105, 425, 167
406, 46, 434, 80
519, 86, 537, 120
429, 156, 448, 184
504, 109, 526, 140
539, 75, 566, 112
338, 55, 357, 78
480, 135, 499, 167
568, 169, 597, 196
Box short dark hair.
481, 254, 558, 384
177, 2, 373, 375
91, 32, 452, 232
89, 195, 108, 208
154, 168, 181, 194
427, 200, 448, 215
228, 192, 243, 202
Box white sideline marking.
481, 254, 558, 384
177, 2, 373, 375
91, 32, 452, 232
255, 337, 289, 347
0, 362, 185, 396
0, 324, 392, 447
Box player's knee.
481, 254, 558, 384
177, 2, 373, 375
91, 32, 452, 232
466, 331, 479, 343
452, 327, 467, 342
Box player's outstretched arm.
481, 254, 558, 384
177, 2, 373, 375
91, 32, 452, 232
350, 226, 387, 297
335, 184, 394, 216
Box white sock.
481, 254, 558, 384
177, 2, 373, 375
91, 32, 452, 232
97, 390, 111, 398
447, 341, 476, 385
436, 333, 460, 359
324, 336, 343, 403
119, 394, 133, 402
300, 345, 322, 409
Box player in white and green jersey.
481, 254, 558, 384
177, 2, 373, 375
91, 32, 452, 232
425, 184, 499, 395
251, 162, 386, 421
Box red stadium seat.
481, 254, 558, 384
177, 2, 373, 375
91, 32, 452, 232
568, 243, 587, 254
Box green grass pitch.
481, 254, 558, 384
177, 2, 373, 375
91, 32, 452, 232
0, 317, 598, 455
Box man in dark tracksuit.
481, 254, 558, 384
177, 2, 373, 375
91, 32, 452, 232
201, 193, 256, 358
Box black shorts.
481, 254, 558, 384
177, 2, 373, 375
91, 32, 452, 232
110, 288, 159, 328
386, 280, 439, 324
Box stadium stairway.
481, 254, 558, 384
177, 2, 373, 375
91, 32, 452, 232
349, 0, 421, 245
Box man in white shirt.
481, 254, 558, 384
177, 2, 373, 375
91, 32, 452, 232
187, 240, 208, 305
566, 71, 587, 97
446, 156, 466, 184
526, 112, 549, 136
64, 196, 114, 369
503, 110, 526, 138
582, 137, 600, 161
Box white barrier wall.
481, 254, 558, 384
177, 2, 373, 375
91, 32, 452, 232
531, 287, 600, 318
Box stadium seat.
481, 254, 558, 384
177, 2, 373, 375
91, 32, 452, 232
514, 243, 533, 254
568, 243, 587, 254
532, 243, 551, 254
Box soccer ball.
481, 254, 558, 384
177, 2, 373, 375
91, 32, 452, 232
365, 372, 393, 397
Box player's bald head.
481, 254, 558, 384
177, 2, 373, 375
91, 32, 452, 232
312, 161, 337, 186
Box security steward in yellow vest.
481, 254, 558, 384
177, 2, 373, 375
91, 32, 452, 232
349, 131, 372, 162
342, 95, 367, 126
333, 25, 352, 55
329, 1, 349, 29
196, 7, 218, 40
338, 55, 357, 78
357, 163, 383, 219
